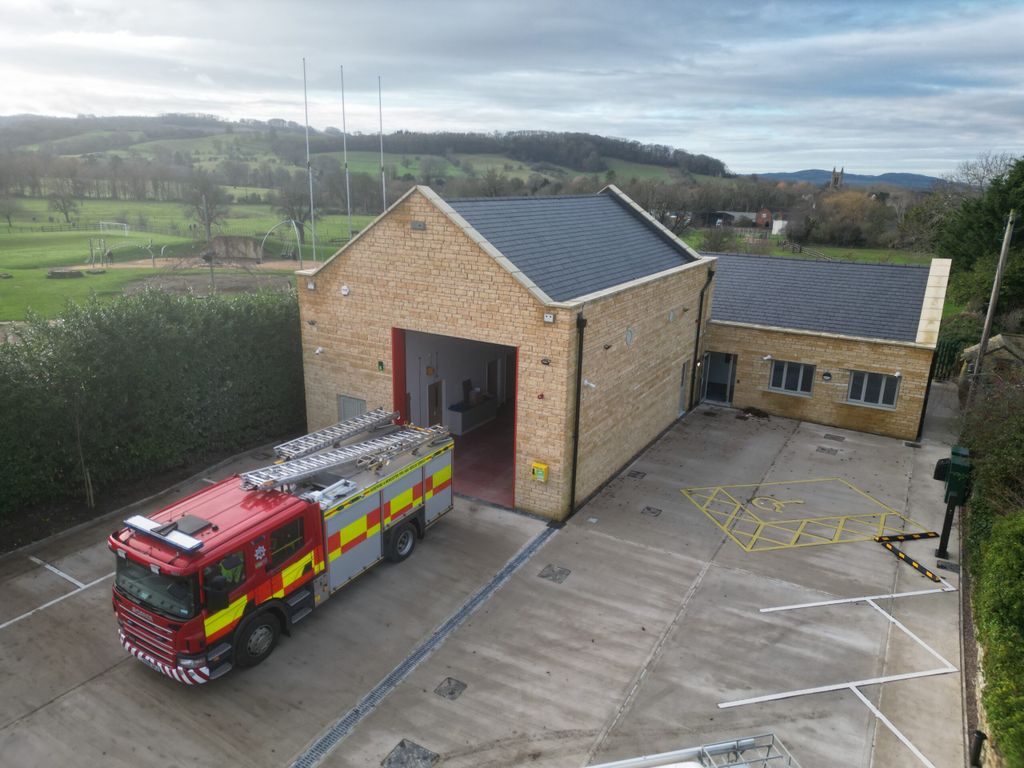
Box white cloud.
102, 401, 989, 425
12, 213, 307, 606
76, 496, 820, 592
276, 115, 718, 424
0, 0, 1021, 174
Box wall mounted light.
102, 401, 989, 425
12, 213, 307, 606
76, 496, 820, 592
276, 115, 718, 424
822, 371, 833, 382
306, 280, 316, 290
603, 343, 612, 350
341, 284, 350, 296
541, 358, 551, 366
762, 354, 773, 361
894, 371, 902, 378
306, 319, 317, 326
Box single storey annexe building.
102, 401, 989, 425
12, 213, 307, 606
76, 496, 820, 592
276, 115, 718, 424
298, 186, 949, 521
702, 253, 950, 440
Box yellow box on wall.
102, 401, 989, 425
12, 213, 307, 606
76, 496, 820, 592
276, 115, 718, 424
531, 462, 549, 483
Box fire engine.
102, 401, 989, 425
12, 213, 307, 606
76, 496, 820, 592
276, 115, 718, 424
108, 409, 453, 684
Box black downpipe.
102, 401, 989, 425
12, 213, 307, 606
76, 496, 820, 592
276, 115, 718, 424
567, 313, 588, 519
915, 348, 939, 442
688, 268, 716, 411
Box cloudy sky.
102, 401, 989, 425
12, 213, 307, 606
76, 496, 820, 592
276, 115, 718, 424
1, 0, 1022, 175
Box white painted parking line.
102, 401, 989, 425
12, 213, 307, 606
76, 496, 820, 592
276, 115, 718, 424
865, 599, 956, 671
28, 555, 86, 589
760, 582, 955, 614
850, 686, 937, 768
0, 572, 114, 631
718, 667, 955, 709
720, 581, 959, 767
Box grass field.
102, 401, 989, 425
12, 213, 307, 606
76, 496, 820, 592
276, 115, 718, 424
0, 230, 193, 270
603, 158, 680, 183
682, 230, 934, 265
0, 224, 308, 321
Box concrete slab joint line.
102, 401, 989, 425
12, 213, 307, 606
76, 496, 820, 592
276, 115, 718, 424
288, 526, 556, 768
719, 584, 959, 768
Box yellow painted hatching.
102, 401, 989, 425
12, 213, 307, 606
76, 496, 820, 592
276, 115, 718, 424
680, 477, 929, 552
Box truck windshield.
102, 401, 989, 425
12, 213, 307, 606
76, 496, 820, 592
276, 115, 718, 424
115, 558, 197, 620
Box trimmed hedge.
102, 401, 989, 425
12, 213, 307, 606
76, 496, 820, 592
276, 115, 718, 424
0, 289, 305, 525
961, 372, 1024, 765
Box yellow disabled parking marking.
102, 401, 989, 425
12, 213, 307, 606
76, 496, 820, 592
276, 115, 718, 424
680, 477, 930, 553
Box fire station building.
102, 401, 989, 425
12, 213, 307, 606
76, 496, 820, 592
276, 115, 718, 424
297, 185, 948, 521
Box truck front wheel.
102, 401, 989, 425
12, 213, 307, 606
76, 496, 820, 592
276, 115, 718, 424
235, 612, 280, 667
385, 521, 417, 563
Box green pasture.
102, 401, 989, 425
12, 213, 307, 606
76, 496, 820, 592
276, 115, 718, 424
683, 229, 934, 265
0, 267, 295, 321
0, 230, 193, 270
603, 158, 680, 183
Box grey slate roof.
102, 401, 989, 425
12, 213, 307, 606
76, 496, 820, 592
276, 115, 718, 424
448, 193, 695, 302
708, 253, 929, 342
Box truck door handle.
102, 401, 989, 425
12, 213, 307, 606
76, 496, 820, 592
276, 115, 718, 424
303, 561, 312, 574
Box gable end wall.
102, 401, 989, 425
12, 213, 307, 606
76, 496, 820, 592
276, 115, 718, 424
298, 189, 576, 518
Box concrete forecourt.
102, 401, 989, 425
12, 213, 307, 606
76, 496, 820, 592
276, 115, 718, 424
0, 386, 963, 768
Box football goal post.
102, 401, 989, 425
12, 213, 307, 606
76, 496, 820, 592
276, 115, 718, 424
99, 221, 130, 237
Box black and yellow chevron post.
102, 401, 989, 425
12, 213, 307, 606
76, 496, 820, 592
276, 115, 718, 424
875, 532, 939, 543
877, 540, 940, 582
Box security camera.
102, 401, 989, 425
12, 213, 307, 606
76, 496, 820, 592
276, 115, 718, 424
314, 347, 324, 356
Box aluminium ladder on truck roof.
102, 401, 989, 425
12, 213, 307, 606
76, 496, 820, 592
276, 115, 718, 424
273, 408, 399, 460
240, 425, 450, 491
586, 733, 799, 768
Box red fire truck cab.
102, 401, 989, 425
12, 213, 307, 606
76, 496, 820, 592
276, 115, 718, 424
108, 411, 453, 684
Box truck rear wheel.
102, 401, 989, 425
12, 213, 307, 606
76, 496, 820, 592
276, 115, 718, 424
235, 612, 280, 667
385, 521, 417, 563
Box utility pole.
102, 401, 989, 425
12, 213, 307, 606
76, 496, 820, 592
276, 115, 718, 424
965, 209, 1016, 411
203, 193, 215, 293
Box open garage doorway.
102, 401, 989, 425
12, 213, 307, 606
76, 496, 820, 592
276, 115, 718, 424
700, 351, 736, 404
393, 329, 516, 508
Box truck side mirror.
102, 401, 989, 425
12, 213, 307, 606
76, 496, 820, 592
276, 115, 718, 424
204, 574, 230, 613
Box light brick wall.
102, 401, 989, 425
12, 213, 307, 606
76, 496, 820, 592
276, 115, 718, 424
298, 189, 576, 518
706, 321, 934, 440
573, 262, 715, 503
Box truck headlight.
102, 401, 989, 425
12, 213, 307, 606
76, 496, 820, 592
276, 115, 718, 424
177, 653, 207, 670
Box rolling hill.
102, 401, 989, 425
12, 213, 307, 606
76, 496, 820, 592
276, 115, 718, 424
757, 169, 941, 191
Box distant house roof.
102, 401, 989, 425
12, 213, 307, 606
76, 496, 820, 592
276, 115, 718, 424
708, 253, 931, 342
448, 191, 697, 302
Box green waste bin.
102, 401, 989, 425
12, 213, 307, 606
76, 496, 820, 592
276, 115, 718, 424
945, 445, 971, 503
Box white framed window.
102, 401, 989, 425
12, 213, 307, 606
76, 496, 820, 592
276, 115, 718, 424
769, 360, 815, 396
848, 371, 900, 409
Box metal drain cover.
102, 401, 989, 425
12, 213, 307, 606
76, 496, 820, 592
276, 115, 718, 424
382, 739, 439, 768
627, 470, 647, 479
824, 433, 846, 442
905, 441, 922, 448
434, 677, 467, 700
538, 564, 571, 583
641, 506, 662, 517
816, 446, 839, 455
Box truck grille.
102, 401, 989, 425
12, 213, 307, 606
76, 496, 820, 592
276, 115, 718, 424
115, 601, 176, 664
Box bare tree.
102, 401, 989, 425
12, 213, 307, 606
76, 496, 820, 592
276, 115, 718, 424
0, 197, 25, 230
946, 151, 1015, 197
182, 171, 229, 241
273, 175, 312, 243
48, 178, 79, 223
